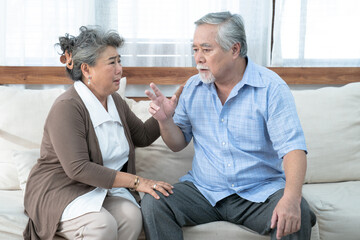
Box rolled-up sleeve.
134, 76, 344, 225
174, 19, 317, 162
266, 84, 307, 158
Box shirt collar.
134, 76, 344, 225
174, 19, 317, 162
74, 81, 122, 128
238, 57, 265, 88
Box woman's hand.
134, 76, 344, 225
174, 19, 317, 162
137, 177, 174, 199
114, 172, 173, 199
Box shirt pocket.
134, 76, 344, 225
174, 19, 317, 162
227, 114, 267, 151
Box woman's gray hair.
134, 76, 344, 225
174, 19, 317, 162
195, 11, 247, 58
56, 26, 124, 81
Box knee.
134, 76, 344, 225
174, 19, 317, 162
116, 202, 142, 239
119, 201, 143, 227
300, 198, 316, 228
85, 211, 117, 239
141, 193, 161, 216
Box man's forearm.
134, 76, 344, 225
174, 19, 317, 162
159, 118, 188, 152
282, 149, 307, 202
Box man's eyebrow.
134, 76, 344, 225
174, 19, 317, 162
192, 43, 212, 48
200, 43, 212, 48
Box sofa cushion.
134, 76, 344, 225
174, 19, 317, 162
292, 82, 360, 183
183, 221, 268, 240
183, 219, 320, 240
0, 86, 65, 150
0, 150, 20, 190
0, 190, 28, 239
136, 137, 194, 185
13, 149, 40, 192
303, 181, 360, 240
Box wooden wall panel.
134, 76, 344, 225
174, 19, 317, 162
0, 66, 359, 85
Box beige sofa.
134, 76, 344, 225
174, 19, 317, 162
1, 79, 359, 240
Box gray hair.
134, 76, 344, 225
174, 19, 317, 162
56, 26, 124, 81
195, 11, 247, 58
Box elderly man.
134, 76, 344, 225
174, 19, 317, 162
142, 11, 316, 240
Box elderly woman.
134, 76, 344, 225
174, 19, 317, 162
23, 26, 175, 240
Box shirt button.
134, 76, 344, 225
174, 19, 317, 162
227, 163, 231, 167
221, 118, 224, 122
231, 184, 235, 187
222, 142, 226, 146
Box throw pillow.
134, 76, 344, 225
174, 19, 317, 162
0, 150, 21, 190
0, 86, 65, 149
12, 149, 40, 192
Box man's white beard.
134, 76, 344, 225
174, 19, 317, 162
197, 64, 216, 84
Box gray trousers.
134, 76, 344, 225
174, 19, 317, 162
141, 181, 316, 240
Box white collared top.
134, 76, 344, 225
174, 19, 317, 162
61, 81, 138, 222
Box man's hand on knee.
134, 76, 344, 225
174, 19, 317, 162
270, 196, 301, 239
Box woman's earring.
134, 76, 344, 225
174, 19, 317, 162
87, 75, 92, 85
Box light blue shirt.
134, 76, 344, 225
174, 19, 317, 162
174, 58, 307, 206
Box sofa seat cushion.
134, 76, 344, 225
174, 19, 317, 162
183, 221, 268, 240
0, 190, 28, 239
183, 220, 319, 240
303, 181, 360, 240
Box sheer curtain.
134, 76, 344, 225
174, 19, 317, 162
272, 0, 360, 67
118, 0, 273, 67
0, 0, 272, 67
0, 0, 99, 66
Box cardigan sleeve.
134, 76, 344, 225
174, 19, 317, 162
45, 98, 117, 189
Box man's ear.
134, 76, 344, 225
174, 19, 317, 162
231, 43, 241, 58
81, 63, 91, 79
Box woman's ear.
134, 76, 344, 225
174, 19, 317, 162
231, 43, 241, 58
81, 63, 91, 79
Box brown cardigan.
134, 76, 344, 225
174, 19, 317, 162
23, 85, 160, 240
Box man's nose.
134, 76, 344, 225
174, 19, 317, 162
195, 51, 205, 64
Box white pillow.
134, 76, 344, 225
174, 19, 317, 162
117, 77, 127, 98
0, 86, 65, 149
292, 82, 360, 183
12, 149, 40, 192
0, 150, 21, 190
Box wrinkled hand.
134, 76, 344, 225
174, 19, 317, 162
145, 83, 178, 122
136, 177, 174, 200
271, 196, 301, 239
